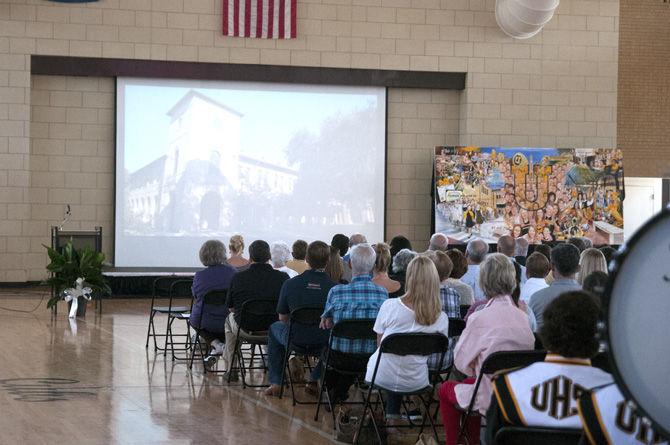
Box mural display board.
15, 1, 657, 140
434, 146, 624, 245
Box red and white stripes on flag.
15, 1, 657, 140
223, 0, 297, 39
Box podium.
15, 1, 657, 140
51, 226, 102, 254
50, 226, 103, 316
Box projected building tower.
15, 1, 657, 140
126, 90, 297, 235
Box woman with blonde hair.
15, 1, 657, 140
372, 243, 402, 296
227, 234, 250, 269
438, 253, 535, 445
577, 248, 608, 285
366, 255, 450, 423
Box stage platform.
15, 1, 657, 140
102, 267, 202, 296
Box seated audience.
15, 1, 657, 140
514, 237, 529, 266
270, 242, 298, 278
486, 291, 613, 443
582, 270, 609, 302
320, 243, 388, 403
372, 243, 401, 297
325, 246, 347, 284
445, 249, 475, 305
460, 238, 488, 302
228, 234, 250, 269
366, 256, 449, 424
286, 239, 309, 274
529, 243, 582, 330
428, 233, 449, 251
191, 240, 237, 358
498, 235, 527, 284
598, 245, 616, 266
578, 383, 668, 445
389, 248, 416, 289
264, 241, 336, 396
520, 252, 550, 303
578, 248, 608, 285
389, 235, 412, 262
439, 253, 535, 445
223, 240, 290, 380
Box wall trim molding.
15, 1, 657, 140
31, 55, 466, 90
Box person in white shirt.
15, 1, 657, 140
270, 242, 298, 278
460, 238, 488, 302
520, 252, 550, 303
578, 383, 669, 445
366, 255, 449, 422
486, 291, 613, 443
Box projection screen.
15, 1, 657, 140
115, 78, 386, 267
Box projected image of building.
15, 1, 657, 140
125, 90, 297, 235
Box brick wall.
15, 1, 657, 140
0, 0, 619, 281
618, 0, 670, 177
26, 75, 114, 281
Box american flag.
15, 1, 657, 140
223, 0, 297, 39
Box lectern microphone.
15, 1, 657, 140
59, 204, 71, 230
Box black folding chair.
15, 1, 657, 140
228, 299, 278, 387
145, 277, 193, 353
457, 349, 547, 444
279, 306, 326, 405
168, 297, 195, 362
313, 318, 377, 426
448, 317, 466, 338
187, 289, 229, 373
494, 426, 582, 445
355, 332, 450, 444
460, 304, 471, 319
435, 317, 466, 379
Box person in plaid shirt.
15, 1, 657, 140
424, 250, 462, 370
319, 243, 388, 402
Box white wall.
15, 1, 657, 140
623, 177, 663, 241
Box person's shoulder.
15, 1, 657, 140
271, 267, 290, 280
366, 280, 389, 294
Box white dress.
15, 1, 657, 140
365, 298, 449, 392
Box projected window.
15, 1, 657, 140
115, 78, 386, 268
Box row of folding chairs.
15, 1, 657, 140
145, 288, 585, 444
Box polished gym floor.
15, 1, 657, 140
0, 289, 423, 444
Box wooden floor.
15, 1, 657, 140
0, 288, 426, 444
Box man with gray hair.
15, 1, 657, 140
460, 238, 488, 301
320, 243, 388, 403
428, 233, 449, 251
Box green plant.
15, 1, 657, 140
43, 242, 111, 309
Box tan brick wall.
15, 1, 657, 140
0, 0, 619, 281
26, 75, 114, 281
618, 0, 670, 177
